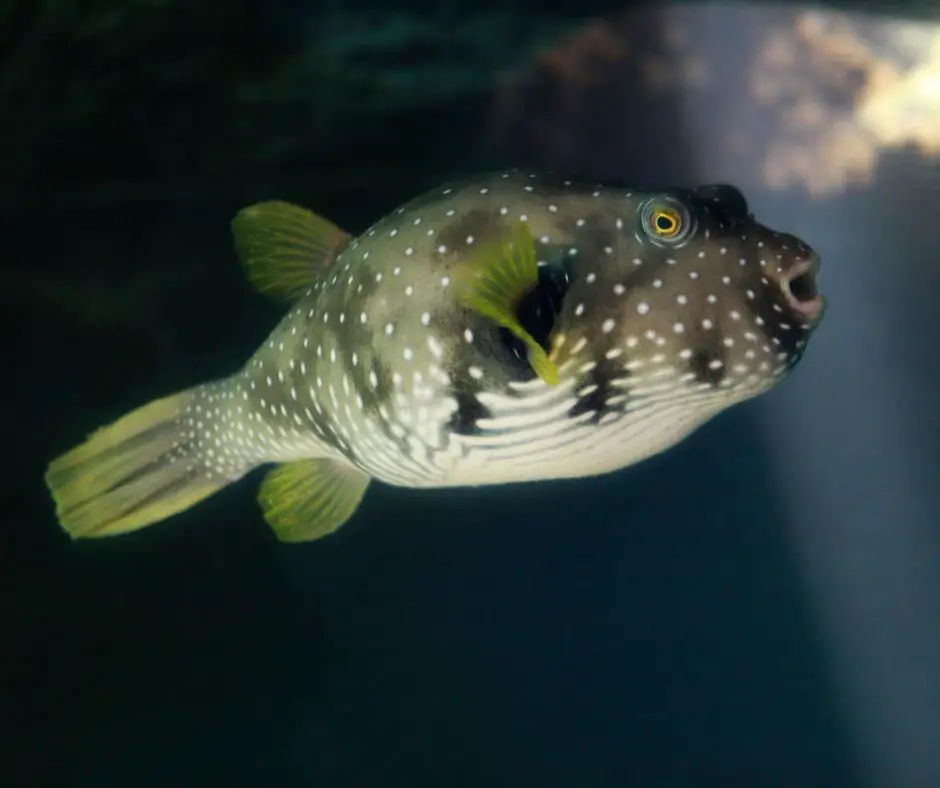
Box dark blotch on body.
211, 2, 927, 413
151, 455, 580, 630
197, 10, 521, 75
561, 212, 669, 294
446, 338, 493, 436
556, 213, 618, 263
568, 354, 627, 424
688, 334, 727, 387
434, 208, 501, 256
360, 357, 394, 416
449, 389, 491, 436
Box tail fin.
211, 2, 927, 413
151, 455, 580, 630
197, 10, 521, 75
45, 385, 244, 539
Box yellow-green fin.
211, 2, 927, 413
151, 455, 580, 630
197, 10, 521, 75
231, 200, 351, 303
258, 458, 370, 543
453, 221, 560, 386
44, 387, 233, 539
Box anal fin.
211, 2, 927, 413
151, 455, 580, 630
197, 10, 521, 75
258, 458, 370, 543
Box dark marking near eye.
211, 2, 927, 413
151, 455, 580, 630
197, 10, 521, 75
690, 184, 750, 226
560, 211, 674, 293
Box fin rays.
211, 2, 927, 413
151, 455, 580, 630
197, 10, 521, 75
454, 221, 560, 385
231, 200, 351, 302
258, 457, 370, 543
44, 387, 238, 538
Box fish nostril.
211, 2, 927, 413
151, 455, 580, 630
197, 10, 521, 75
787, 271, 818, 303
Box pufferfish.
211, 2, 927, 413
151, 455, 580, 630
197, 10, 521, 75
44, 171, 826, 543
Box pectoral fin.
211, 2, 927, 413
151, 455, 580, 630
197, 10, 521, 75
257, 457, 370, 543
453, 221, 560, 385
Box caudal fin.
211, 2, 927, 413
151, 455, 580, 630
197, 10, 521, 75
45, 385, 242, 539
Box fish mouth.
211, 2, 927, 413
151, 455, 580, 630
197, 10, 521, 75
782, 253, 825, 324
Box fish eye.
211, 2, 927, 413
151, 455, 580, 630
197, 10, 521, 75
638, 197, 694, 246
651, 209, 681, 236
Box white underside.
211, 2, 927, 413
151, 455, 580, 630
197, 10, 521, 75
358, 373, 771, 489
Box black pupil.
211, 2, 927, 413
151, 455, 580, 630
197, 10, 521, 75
656, 214, 675, 232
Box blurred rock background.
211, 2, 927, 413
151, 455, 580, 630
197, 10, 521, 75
1, 0, 937, 200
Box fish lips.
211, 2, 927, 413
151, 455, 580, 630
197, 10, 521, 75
781, 252, 826, 325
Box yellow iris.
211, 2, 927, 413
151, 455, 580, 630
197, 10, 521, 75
650, 207, 682, 238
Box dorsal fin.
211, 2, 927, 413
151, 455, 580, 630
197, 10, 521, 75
231, 200, 351, 303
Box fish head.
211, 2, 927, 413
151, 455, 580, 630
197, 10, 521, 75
548, 182, 826, 400
686, 183, 826, 337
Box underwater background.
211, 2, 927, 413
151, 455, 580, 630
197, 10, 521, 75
3, 0, 940, 786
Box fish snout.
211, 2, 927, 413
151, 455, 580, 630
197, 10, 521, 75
778, 250, 824, 324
